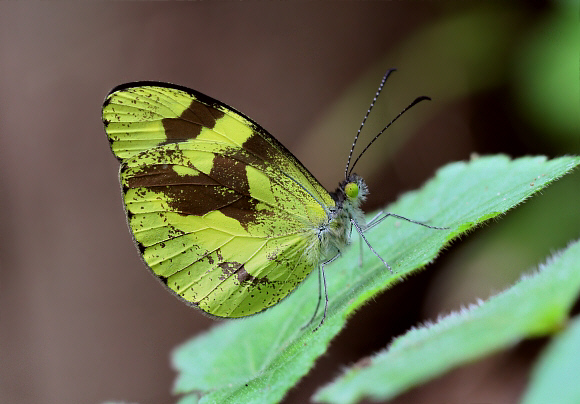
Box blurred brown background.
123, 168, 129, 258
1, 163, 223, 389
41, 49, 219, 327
0, 2, 578, 404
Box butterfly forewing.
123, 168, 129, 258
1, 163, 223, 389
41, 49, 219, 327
103, 82, 335, 317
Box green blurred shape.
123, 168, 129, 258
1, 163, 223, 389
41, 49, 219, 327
513, 3, 580, 151
522, 315, 580, 404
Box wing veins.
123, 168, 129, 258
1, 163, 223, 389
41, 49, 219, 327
230, 239, 309, 318
195, 230, 310, 306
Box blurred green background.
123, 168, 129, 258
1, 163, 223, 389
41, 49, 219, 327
0, 2, 578, 404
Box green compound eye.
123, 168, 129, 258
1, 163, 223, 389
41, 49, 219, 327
345, 182, 359, 199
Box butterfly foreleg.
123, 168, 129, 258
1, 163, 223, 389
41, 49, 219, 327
366, 211, 384, 228
358, 211, 381, 268
365, 211, 449, 231
351, 218, 393, 274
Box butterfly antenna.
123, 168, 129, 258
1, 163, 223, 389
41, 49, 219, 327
344, 68, 397, 180
347, 95, 431, 177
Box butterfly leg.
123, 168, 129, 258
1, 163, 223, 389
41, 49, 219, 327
366, 211, 383, 228
365, 211, 449, 231
359, 233, 364, 267
350, 222, 364, 268
312, 264, 329, 332
358, 211, 389, 267
302, 254, 340, 332
351, 219, 393, 274
301, 265, 323, 331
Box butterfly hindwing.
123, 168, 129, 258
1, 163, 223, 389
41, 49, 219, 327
103, 82, 335, 317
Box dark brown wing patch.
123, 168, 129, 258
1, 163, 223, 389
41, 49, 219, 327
162, 99, 225, 143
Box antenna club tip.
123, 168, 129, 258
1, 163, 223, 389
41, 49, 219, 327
410, 96, 431, 107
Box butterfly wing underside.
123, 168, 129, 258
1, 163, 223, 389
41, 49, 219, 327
103, 82, 336, 317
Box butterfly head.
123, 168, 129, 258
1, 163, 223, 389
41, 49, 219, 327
333, 174, 368, 210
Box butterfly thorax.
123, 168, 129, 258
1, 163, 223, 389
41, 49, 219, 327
316, 174, 368, 263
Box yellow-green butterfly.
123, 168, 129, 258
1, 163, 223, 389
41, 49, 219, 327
102, 69, 444, 330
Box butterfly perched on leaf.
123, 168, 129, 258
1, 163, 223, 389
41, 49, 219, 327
102, 69, 444, 330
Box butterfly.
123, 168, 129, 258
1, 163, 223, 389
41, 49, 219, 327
102, 69, 445, 330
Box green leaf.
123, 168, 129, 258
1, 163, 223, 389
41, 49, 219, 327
172, 155, 580, 404
313, 239, 580, 404
521, 314, 580, 404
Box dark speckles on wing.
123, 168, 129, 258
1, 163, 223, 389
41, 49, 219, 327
218, 197, 260, 229
242, 130, 280, 163
209, 155, 250, 194
218, 261, 271, 287
218, 261, 238, 280
162, 98, 225, 143
157, 274, 169, 285
236, 266, 270, 286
